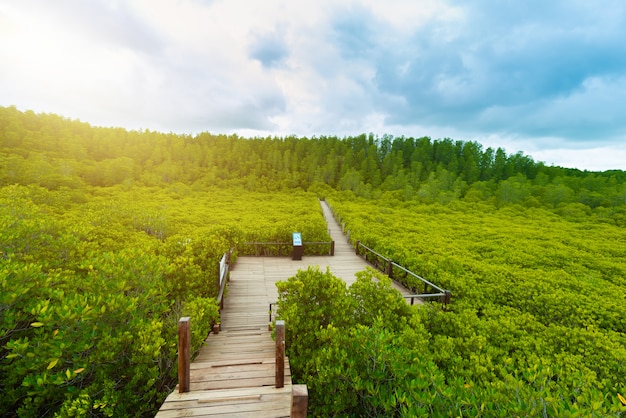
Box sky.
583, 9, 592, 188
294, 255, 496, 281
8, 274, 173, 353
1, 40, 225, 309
1, 0, 626, 171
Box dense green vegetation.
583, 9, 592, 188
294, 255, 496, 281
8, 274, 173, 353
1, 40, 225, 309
1, 105, 625, 416
318, 197, 626, 416
0, 183, 329, 416
277, 264, 626, 416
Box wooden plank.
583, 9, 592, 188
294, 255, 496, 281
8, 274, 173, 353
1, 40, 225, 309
162, 384, 292, 403
160, 393, 295, 411
191, 367, 291, 383
205, 334, 273, 342
190, 377, 288, 391
195, 354, 278, 362
156, 400, 291, 417
206, 342, 276, 351
158, 199, 418, 416
192, 358, 280, 368
194, 352, 277, 363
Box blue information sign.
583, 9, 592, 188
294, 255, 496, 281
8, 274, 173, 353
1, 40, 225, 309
292, 232, 302, 246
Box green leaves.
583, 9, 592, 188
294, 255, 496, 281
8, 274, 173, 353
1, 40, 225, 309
276, 266, 438, 416
326, 196, 626, 415
1, 183, 337, 416
1, 104, 623, 416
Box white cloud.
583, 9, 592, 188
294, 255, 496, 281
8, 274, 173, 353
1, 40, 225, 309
1, 0, 626, 171
532, 147, 626, 171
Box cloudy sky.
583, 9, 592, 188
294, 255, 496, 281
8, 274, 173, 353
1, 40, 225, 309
1, 0, 626, 171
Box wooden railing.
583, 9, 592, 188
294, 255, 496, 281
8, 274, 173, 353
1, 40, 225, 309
176, 317, 308, 417
216, 248, 234, 310
269, 302, 278, 325
355, 241, 451, 305
178, 317, 289, 390
177, 317, 191, 394
240, 241, 335, 257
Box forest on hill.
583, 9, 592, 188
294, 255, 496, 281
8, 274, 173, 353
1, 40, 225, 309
2, 105, 626, 216
1, 105, 625, 416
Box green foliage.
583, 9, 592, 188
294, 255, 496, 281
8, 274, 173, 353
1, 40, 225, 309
181, 297, 220, 356
311, 321, 444, 417
2, 106, 625, 214
277, 266, 626, 416
276, 267, 437, 416
325, 195, 626, 415
0, 253, 171, 417
349, 269, 413, 331
1, 105, 625, 416
0, 183, 330, 416
276, 266, 351, 381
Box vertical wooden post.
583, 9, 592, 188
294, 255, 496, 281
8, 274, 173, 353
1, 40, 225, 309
443, 290, 451, 305
216, 259, 222, 309
178, 317, 191, 393
330, 241, 335, 256
355, 240, 360, 256
386, 259, 393, 278
275, 320, 285, 388
291, 384, 308, 417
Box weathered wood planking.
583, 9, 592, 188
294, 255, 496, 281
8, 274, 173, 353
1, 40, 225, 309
156, 200, 413, 417
156, 327, 292, 417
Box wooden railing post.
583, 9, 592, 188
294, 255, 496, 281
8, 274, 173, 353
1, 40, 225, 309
291, 384, 308, 417
216, 265, 220, 303
275, 320, 285, 388
387, 259, 393, 278
330, 241, 335, 256
178, 317, 191, 393
355, 240, 360, 256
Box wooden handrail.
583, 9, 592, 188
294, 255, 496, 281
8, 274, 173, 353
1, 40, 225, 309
240, 241, 335, 257
355, 241, 452, 305
269, 302, 277, 325
216, 248, 234, 310
390, 261, 446, 294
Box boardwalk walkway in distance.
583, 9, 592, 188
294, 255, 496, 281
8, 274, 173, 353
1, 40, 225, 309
222, 200, 412, 332
156, 200, 411, 417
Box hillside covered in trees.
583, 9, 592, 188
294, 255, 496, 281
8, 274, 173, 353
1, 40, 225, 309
1, 106, 625, 416
2, 105, 625, 216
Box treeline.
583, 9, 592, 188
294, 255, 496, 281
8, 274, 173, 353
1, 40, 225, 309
2, 106, 625, 215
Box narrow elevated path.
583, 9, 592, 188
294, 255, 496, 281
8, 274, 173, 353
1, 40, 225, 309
221, 200, 412, 330
156, 200, 411, 417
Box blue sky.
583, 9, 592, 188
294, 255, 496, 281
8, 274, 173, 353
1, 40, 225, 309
1, 0, 626, 171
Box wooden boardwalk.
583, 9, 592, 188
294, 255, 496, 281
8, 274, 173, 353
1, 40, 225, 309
156, 327, 293, 417
222, 200, 412, 330
156, 200, 411, 417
